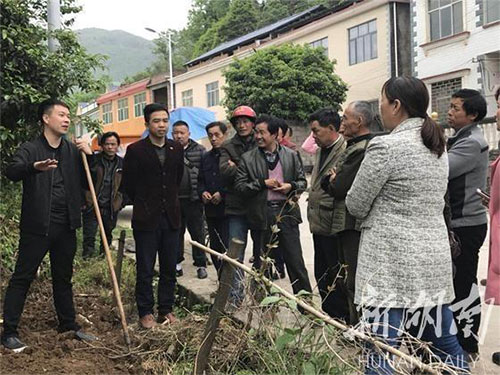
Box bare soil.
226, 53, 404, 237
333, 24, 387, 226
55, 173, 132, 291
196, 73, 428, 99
0, 277, 137, 374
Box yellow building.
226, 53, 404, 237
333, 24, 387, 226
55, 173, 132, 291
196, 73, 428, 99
174, 0, 411, 120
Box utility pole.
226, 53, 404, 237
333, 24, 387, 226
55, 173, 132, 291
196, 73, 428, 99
47, 0, 61, 52
167, 32, 175, 111
145, 27, 175, 111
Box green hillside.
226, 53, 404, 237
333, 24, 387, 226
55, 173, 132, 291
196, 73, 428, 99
76, 28, 155, 83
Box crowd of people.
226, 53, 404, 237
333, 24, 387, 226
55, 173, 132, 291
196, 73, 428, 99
2, 77, 499, 374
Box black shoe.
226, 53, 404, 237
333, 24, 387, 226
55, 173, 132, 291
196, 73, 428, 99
176, 268, 183, 277
74, 330, 98, 342
1, 336, 27, 352
197, 267, 208, 279
492, 352, 500, 366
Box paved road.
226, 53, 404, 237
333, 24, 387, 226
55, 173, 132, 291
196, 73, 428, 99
117, 192, 499, 374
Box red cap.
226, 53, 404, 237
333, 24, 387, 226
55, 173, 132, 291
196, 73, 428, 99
230, 105, 256, 124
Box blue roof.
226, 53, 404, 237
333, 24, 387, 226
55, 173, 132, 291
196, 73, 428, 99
186, 5, 324, 66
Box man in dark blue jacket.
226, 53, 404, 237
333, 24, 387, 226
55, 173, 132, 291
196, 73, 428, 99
2, 99, 96, 352
172, 120, 208, 279
198, 121, 229, 272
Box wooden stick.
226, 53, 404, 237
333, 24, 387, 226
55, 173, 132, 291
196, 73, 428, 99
190, 240, 447, 375
115, 230, 126, 287
194, 238, 244, 375
81, 152, 131, 348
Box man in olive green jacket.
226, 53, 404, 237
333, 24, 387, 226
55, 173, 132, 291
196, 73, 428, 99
306, 108, 347, 320
321, 101, 375, 324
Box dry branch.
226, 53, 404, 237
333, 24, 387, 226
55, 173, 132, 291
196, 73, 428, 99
190, 240, 459, 375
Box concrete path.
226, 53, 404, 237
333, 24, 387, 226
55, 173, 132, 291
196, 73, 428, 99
116, 193, 499, 374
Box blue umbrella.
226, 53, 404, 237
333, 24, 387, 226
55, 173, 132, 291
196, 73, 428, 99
141, 107, 217, 141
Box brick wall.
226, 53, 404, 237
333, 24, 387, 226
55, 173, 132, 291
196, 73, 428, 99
431, 78, 462, 123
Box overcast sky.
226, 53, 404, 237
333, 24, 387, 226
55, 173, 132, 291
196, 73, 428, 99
72, 0, 192, 39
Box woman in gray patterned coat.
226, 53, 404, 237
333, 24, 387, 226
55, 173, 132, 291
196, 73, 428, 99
346, 77, 468, 374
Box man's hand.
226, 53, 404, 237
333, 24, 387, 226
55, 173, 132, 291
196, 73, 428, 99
273, 182, 292, 194
265, 178, 280, 189
34, 159, 58, 171
227, 159, 236, 168
202, 191, 212, 204
328, 169, 337, 183
211, 192, 222, 205
75, 138, 92, 155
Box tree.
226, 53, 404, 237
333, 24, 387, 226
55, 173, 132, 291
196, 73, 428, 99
258, 0, 326, 27
222, 44, 347, 121
193, 0, 259, 58
0, 0, 105, 171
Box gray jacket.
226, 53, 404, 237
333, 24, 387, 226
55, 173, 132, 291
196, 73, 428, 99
346, 118, 455, 308
235, 145, 307, 230
447, 124, 489, 228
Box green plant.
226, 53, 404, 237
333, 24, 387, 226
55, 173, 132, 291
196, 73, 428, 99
222, 43, 347, 121
0, 181, 22, 273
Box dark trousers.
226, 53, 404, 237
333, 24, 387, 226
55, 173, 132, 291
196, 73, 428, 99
313, 234, 349, 321
256, 204, 312, 295
452, 223, 487, 354
133, 214, 179, 318
2, 223, 80, 338
206, 215, 229, 273
82, 207, 117, 258
337, 230, 360, 325
177, 199, 207, 267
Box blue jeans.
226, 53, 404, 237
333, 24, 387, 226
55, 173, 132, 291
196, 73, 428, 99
362, 304, 468, 375
227, 215, 261, 305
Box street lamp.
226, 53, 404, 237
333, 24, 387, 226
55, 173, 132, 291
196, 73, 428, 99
145, 27, 175, 111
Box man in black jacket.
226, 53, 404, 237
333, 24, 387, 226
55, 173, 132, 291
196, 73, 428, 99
2, 99, 96, 352
123, 103, 184, 329
172, 120, 208, 279
198, 121, 229, 273
321, 101, 374, 324
235, 115, 312, 296
82, 131, 125, 258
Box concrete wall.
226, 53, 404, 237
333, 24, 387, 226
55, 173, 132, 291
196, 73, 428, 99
412, 0, 500, 117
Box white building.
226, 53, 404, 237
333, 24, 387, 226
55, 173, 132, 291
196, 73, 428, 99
411, 0, 499, 126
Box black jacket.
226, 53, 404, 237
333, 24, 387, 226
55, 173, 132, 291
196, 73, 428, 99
122, 137, 184, 230
183, 139, 206, 202
198, 148, 225, 218
219, 132, 257, 215
84, 153, 125, 216
5, 135, 90, 235
235, 145, 307, 230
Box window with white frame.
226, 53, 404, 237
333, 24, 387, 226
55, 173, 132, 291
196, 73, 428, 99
485, 0, 500, 24
428, 0, 463, 41
206, 81, 219, 107
134, 92, 146, 117
349, 20, 377, 65
309, 37, 329, 56
102, 102, 112, 124
117, 98, 129, 121
182, 89, 193, 107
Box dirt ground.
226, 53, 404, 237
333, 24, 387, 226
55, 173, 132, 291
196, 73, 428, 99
0, 277, 138, 374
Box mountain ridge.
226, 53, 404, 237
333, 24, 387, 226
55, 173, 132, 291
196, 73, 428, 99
76, 28, 156, 83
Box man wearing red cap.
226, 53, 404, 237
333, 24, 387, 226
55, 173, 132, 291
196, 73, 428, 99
219, 105, 259, 307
